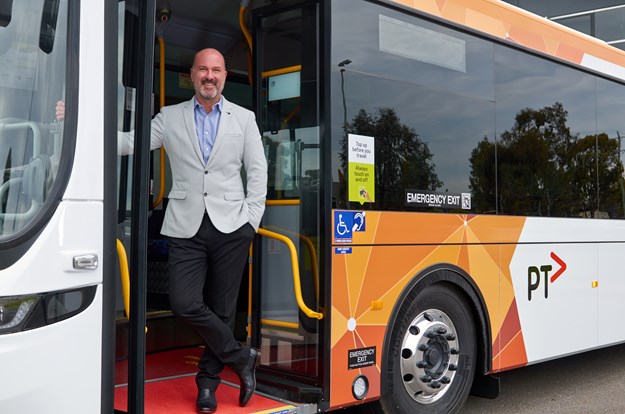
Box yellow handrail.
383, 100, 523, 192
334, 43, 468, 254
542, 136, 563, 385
263, 224, 318, 299
257, 228, 323, 320
116, 239, 148, 333
239, 4, 253, 85
239, 5, 252, 52
262, 65, 302, 79
153, 37, 166, 209
261, 319, 299, 330
116, 239, 130, 319
266, 199, 300, 206
247, 200, 319, 340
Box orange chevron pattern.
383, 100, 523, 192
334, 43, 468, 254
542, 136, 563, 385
393, 0, 625, 68
329, 211, 528, 408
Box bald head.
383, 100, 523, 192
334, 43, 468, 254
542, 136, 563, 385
190, 48, 228, 108
192, 48, 225, 68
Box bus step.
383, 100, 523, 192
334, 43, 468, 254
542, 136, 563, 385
257, 371, 324, 405
115, 311, 201, 359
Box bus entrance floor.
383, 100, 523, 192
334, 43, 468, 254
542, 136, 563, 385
114, 346, 297, 413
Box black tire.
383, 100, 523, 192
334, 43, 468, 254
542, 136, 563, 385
381, 283, 477, 414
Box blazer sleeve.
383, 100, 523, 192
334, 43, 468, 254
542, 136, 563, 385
242, 111, 268, 231
117, 110, 166, 155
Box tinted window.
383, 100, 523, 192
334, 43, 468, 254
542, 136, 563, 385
331, 0, 495, 213
494, 45, 595, 217
330, 0, 625, 219
331, 0, 494, 101
596, 77, 625, 218
494, 45, 622, 218
0, 0, 68, 239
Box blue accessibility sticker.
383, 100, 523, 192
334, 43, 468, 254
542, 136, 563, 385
334, 211, 366, 242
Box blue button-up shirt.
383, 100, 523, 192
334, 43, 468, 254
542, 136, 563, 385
194, 96, 222, 164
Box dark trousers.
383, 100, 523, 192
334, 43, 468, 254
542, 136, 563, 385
168, 213, 255, 390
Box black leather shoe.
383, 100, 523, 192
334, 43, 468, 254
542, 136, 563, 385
196, 388, 217, 413
236, 347, 261, 407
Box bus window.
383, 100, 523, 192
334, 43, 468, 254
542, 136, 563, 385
0, 0, 68, 240
331, 0, 495, 213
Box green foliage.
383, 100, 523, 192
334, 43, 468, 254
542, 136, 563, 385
340, 107, 442, 209
469, 103, 625, 217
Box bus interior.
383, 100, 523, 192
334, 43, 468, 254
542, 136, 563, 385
115, 0, 324, 412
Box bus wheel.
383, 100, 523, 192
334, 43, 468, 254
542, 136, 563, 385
381, 283, 476, 414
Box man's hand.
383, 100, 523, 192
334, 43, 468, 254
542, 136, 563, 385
55, 100, 65, 121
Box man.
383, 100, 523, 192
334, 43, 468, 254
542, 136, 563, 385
159, 48, 266, 413
60, 48, 267, 412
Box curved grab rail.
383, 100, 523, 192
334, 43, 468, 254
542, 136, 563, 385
239, 3, 253, 52
239, 3, 253, 85
116, 239, 147, 333
0, 178, 41, 221
256, 228, 324, 320
262, 224, 318, 298
0, 118, 42, 156
116, 239, 131, 319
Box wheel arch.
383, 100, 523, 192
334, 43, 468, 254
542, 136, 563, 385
380, 263, 492, 397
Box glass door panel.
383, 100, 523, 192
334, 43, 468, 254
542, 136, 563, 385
256, 2, 321, 378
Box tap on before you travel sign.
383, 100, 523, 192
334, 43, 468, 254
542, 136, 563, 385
348, 134, 375, 205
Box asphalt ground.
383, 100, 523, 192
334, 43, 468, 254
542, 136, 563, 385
460, 343, 625, 413
338, 343, 625, 413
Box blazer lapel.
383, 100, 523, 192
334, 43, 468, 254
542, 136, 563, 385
183, 98, 204, 164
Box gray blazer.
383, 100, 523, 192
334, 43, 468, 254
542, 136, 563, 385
120, 97, 267, 238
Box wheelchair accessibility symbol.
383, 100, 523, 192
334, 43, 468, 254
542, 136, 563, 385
334, 211, 366, 242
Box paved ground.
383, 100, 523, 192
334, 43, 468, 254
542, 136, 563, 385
460, 343, 625, 414
339, 343, 625, 413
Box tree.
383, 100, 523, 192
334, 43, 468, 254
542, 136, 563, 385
469, 102, 625, 218
570, 133, 624, 217
469, 137, 496, 213
340, 107, 441, 209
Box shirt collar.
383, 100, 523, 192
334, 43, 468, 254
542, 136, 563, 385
194, 96, 223, 114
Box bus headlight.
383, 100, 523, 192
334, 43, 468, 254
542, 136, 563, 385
0, 295, 42, 334
0, 287, 97, 334
352, 375, 369, 400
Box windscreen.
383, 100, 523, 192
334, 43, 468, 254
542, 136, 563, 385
0, 0, 68, 240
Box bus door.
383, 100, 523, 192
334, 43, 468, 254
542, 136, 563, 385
0, 1, 110, 413
251, 1, 326, 405
113, 0, 327, 412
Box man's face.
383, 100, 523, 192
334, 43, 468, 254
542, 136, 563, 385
190, 50, 227, 102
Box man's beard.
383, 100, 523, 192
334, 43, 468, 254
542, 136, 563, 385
197, 79, 221, 100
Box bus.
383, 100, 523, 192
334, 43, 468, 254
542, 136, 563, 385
2, 0, 625, 413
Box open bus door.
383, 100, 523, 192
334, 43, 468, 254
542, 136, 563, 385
113, 1, 327, 413
250, 0, 326, 408
0, 1, 111, 412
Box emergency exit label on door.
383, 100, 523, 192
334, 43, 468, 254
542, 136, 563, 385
348, 346, 376, 369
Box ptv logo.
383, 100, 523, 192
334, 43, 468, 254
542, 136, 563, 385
527, 252, 567, 301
